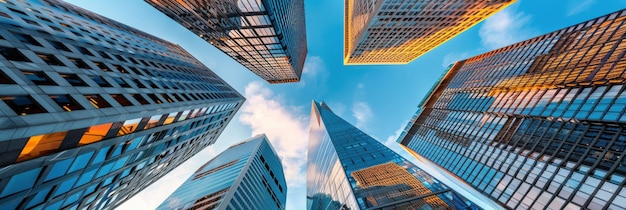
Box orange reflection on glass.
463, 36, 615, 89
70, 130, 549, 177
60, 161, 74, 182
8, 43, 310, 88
78, 123, 113, 145
144, 114, 162, 130
18, 131, 68, 162
163, 112, 178, 125
117, 118, 141, 136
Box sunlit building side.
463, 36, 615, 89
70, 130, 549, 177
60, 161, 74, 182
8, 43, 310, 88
307, 101, 481, 209
157, 134, 286, 210
145, 0, 307, 84
344, 0, 514, 65
399, 9, 626, 210
0, 0, 243, 209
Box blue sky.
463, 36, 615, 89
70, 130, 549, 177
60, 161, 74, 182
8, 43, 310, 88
64, 0, 625, 209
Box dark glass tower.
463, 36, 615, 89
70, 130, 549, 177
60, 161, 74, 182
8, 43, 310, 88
145, 0, 307, 84
157, 134, 286, 210
0, 0, 243, 209
399, 9, 626, 210
307, 101, 481, 210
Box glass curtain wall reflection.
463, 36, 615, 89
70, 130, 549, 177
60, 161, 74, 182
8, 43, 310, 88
344, 0, 514, 65
0, 0, 244, 209
158, 134, 286, 210
307, 101, 480, 209
145, 0, 307, 83
399, 9, 626, 210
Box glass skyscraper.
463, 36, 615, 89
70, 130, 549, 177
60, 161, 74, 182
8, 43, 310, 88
307, 101, 480, 209
344, 0, 514, 65
399, 9, 626, 210
158, 134, 286, 210
0, 0, 243, 209
145, 0, 307, 84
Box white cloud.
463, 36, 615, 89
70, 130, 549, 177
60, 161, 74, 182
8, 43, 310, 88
302, 56, 323, 77
441, 51, 470, 68
238, 81, 309, 187
352, 102, 373, 129
383, 121, 407, 148
566, 0, 596, 16
479, 6, 535, 50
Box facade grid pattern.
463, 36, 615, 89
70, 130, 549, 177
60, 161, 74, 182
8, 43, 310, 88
400, 9, 626, 210
344, 0, 514, 65
0, 0, 244, 209
145, 0, 307, 83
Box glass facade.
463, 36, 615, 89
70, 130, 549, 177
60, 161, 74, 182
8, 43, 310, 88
158, 134, 286, 210
145, 0, 307, 84
399, 9, 626, 210
344, 0, 514, 65
307, 101, 480, 210
0, 0, 244, 209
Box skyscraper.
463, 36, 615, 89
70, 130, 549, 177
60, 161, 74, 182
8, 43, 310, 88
0, 0, 243, 209
399, 9, 626, 210
145, 0, 307, 84
344, 0, 514, 65
158, 134, 286, 210
307, 101, 480, 209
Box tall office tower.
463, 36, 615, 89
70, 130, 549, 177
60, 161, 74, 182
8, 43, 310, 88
344, 0, 514, 65
0, 0, 244, 209
145, 0, 307, 84
399, 9, 626, 210
158, 134, 286, 210
307, 101, 480, 210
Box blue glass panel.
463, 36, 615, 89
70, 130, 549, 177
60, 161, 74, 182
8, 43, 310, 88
0, 197, 20, 210
0, 167, 42, 197
120, 168, 131, 178
102, 176, 114, 186
112, 156, 129, 171
91, 147, 110, 165
127, 136, 143, 151
111, 144, 123, 157
75, 167, 97, 187
45, 200, 62, 210
26, 187, 51, 208
68, 151, 94, 173
96, 162, 115, 178
62, 190, 83, 207
52, 176, 78, 197
84, 184, 97, 195
45, 158, 73, 181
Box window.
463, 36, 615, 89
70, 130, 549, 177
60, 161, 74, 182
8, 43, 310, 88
1, 95, 46, 115
147, 94, 162, 104
84, 94, 111, 108
67, 57, 90, 69
113, 65, 127, 73
50, 95, 83, 111
110, 94, 133, 106
22, 71, 55, 85
161, 93, 174, 103
133, 79, 146, 88
0, 167, 42, 197
97, 51, 111, 59
45, 158, 73, 181
112, 77, 130, 88
60, 74, 87, 86
0, 47, 31, 62
68, 151, 93, 173
131, 94, 149, 105
48, 40, 70, 51
77, 46, 93, 56
90, 76, 112, 87
78, 123, 113, 145
15, 33, 42, 46
36, 53, 65, 66
117, 118, 141, 136
18, 131, 68, 162
144, 114, 162, 130
0, 70, 13, 84
93, 61, 110, 71
163, 112, 178, 125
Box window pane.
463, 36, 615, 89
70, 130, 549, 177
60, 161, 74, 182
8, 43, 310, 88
163, 112, 178, 125
131, 94, 149, 105
45, 158, 73, 181
78, 123, 113, 145
49, 95, 83, 111
1, 95, 47, 115
18, 131, 67, 162
60, 74, 87, 86
144, 114, 162, 130
0, 70, 14, 84
110, 94, 133, 106
117, 118, 141, 136
0, 167, 42, 196
68, 151, 93, 173
84, 94, 111, 108
0, 47, 31, 62
36, 53, 65, 66
90, 76, 112, 87
22, 71, 55, 85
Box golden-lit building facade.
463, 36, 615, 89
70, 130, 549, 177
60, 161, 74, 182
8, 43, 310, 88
351, 162, 450, 209
344, 0, 514, 65
146, 0, 307, 83
399, 9, 626, 210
